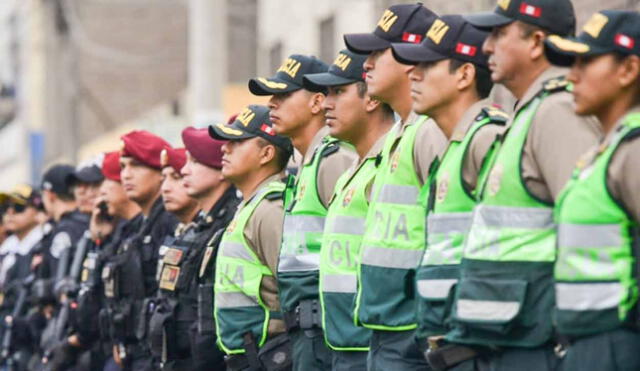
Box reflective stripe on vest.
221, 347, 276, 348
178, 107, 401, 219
417, 279, 458, 299
553, 113, 640, 335
278, 215, 325, 272
214, 181, 284, 354
422, 212, 472, 266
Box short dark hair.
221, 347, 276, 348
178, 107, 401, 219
355, 81, 395, 118
256, 138, 291, 172
448, 59, 493, 99
517, 21, 552, 39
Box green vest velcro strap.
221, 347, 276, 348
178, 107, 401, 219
558, 223, 622, 248
361, 246, 423, 269
321, 273, 357, 293
216, 292, 259, 308
456, 299, 521, 322
265, 191, 284, 201
376, 184, 420, 205
417, 278, 458, 300
321, 142, 340, 157
555, 282, 622, 311
427, 213, 473, 234
476, 106, 509, 124
325, 215, 366, 235
542, 76, 569, 93
474, 205, 554, 229
283, 215, 325, 233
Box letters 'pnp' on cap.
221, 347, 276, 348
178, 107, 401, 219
463, 0, 576, 37
392, 15, 490, 68
209, 105, 294, 156
545, 10, 640, 67
303, 49, 368, 92
344, 3, 438, 54
248, 55, 329, 95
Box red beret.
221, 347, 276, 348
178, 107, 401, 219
102, 151, 121, 182
120, 130, 171, 169
160, 147, 187, 173
181, 126, 225, 169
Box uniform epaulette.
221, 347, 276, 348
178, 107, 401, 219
320, 140, 340, 158
542, 76, 570, 94
476, 106, 509, 125
265, 191, 284, 201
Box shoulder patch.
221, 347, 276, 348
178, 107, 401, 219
265, 191, 284, 201
320, 141, 340, 158
50, 232, 72, 259
476, 106, 509, 125
542, 76, 570, 94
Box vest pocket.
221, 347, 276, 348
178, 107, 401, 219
416, 265, 458, 336
453, 277, 527, 334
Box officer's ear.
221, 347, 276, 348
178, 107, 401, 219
364, 95, 382, 114
309, 92, 325, 115
618, 54, 640, 90
454, 62, 476, 93
257, 140, 276, 166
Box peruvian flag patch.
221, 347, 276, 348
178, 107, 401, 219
261, 124, 276, 136
402, 32, 422, 44
456, 43, 477, 56
519, 3, 542, 18
615, 33, 635, 49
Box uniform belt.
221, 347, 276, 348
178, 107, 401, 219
283, 299, 321, 332
425, 336, 481, 371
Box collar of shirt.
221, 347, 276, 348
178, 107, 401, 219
513, 66, 569, 114
303, 126, 331, 166
450, 99, 491, 142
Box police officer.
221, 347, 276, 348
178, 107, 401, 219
543, 9, 640, 371
391, 14, 508, 368
442, 1, 602, 370
67, 157, 105, 215
102, 131, 177, 370
149, 127, 239, 370
249, 55, 356, 370
209, 104, 293, 371
343, 4, 446, 369
301, 49, 393, 370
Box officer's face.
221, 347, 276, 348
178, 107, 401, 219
268, 90, 323, 138
3, 204, 38, 234
99, 179, 129, 217
160, 167, 197, 215
363, 48, 410, 103
119, 157, 162, 205
73, 182, 101, 214
483, 22, 533, 90
180, 152, 224, 198
568, 54, 640, 118
409, 59, 458, 116
221, 138, 270, 183
323, 83, 369, 143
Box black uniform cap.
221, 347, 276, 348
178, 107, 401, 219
248, 55, 329, 96
303, 49, 368, 92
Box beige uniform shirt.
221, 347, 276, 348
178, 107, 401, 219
448, 100, 508, 192
242, 173, 286, 335
514, 66, 602, 202
400, 112, 448, 186
605, 106, 640, 222
305, 126, 358, 207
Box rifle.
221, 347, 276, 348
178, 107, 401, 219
0, 273, 35, 370
40, 231, 90, 367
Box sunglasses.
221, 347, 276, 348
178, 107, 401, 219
6, 203, 28, 213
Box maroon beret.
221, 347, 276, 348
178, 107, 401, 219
181, 126, 225, 169
120, 130, 171, 169
160, 147, 187, 173
102, 151, 121, 182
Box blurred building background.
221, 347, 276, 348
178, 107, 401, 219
0, 0, 637, 189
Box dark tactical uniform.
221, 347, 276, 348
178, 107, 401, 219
149, 186, 240, 370
101, 199, 176, 370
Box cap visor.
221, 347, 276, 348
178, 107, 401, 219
303, 73, 357, 92
391, 43, 447, 65
463, 12, 513, 30
544, 35, 602, 67
248, 77, 300, 96
344, 33, 391, 54
208, 123, 255, 141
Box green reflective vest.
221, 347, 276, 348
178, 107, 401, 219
416, 107, 506, 338
554, 113, 640, 337
356, 115, 428, 331
447, 77, 570, 347
319, 150, 377, 350
278, 137, 339, 312
214, 181, 284, 354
